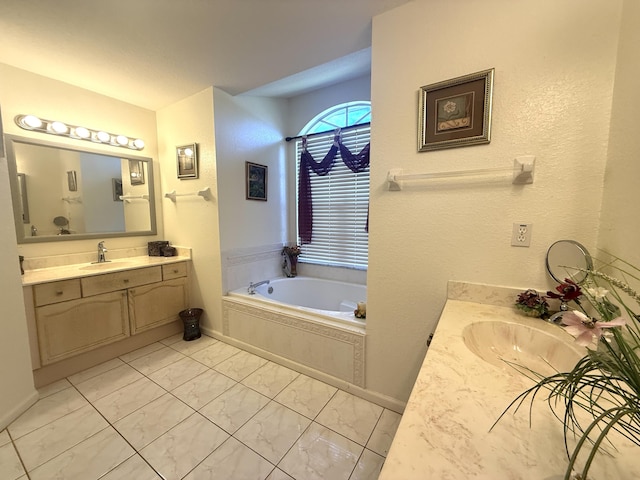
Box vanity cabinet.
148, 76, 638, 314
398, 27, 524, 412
31, 262, 189, 366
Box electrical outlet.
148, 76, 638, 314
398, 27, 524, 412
511, 223, 532, 247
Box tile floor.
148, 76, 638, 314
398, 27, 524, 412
1, 333, 401, 480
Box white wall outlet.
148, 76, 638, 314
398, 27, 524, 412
511, 223, 532, 247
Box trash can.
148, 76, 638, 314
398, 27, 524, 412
179, 308, 203, 341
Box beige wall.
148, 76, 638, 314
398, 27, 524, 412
367, 0, 623, 401
0, 119, 37, 429
599, 0, 640, 267
156, 88, 224, 332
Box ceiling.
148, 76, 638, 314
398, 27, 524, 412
0, 0, 412, 111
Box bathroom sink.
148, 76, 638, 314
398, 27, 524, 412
462, 321, 585, 375
79, 261, 134, 271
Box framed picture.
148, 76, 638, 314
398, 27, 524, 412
246, 162, 267, 201
112, 178, 123, 201
177, 143, 199, 179
418, 68, 494, 152
67, 170, 77, 191
129, 159, 145, 185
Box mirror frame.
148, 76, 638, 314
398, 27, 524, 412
5, 134, 157, 243
545, 239, 594, 284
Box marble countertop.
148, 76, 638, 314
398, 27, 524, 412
22, 254, 191, 286
379, 281, 640, 480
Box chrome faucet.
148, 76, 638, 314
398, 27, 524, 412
97, 241, 108, 263
248, 280, 270, 295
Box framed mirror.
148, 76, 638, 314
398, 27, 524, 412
5, 134, 157, 243
546, 239, 593, 284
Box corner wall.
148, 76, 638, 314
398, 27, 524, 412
156, 88, 224, 332
599, 0, 640, 267
368, 0, 622, 401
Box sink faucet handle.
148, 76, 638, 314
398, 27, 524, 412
98, 241, 107, 251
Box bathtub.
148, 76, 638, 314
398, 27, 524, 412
222, 276, 367, 386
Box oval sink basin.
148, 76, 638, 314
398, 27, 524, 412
462, 321, 585, 375
79, 261, 134, 271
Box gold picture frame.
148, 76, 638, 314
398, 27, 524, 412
418, 68, 494, 152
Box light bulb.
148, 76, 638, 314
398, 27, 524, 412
133, 139, 145, 150
22, 115, 43, 129
74, 127, 90, 138
116, 135, 129, 146
184, 148, 194, 157
50, 121, 68, 134
96, 131, 111, 143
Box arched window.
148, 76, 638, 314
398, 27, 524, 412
295, 102, 370, 269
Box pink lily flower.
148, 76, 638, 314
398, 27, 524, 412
562, 310, 626, 347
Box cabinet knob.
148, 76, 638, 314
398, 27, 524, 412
173, 269, 178, 273
123, 279, 129, 283
55, 290, 63, 296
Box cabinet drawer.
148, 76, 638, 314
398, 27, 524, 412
81, 266, 162, 297
162, 262, 187, 280
34, 279, 82, 307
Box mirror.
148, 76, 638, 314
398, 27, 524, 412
5, 134, 157, 243
546, 239, 593, 284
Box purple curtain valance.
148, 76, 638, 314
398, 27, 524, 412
298, 132, 370, 244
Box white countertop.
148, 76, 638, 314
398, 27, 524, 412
380, 282, 640, 480
21, 255, 191, 286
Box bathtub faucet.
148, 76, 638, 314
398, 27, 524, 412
248, 279, 270, 295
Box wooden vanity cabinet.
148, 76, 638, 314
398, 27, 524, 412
31, 262, 189, 366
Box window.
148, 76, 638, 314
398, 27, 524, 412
295, 102, 370, 269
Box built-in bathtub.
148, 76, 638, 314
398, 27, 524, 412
222, 276, 367, 387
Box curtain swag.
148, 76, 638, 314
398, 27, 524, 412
298, 131, 370, 244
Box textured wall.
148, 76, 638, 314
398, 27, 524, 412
367, 0, 622, 401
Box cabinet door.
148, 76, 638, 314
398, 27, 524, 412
36, 291, 130, 365
128, 277, 188, 335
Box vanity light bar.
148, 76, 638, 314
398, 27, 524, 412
14, 114, 145, 151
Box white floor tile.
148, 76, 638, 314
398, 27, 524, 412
200, 383, 269, 434
266, 468, 294, 480
0, 429, 10, 446
191, 342, 242, 368
8, 387, 88, 440
350, 449, 385, 480
366, 409, 402, 457
119, 342, 165, 363
67, 358, 125, 385
74, 363, 144, 402
171, 368, 237, 410
241, 361, 300, 398
28, 427, 134, 480
0, 442, 25, 480
159, 332, 183, 346
213, 350, 269, 381
168, 334, 218, 356
148, 356, 209, 391
92, 377, 166, 423
184, 437, 274, 480
315, 390, 383, 445
15, 404, 108, 471
140, 413, 229, 480
235, 401, 311, 464
128, 346, 185, 375
36, 378, 72, 399
113, 393, 194, 450
100, 454, 161, 480
279, 422, 363, 480
274, 374, 337, 419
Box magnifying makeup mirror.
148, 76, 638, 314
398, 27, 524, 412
545, 240, 593, 284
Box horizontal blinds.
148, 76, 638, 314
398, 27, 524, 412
296, 126, 370, 269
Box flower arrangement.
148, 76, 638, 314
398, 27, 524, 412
282, 245, 301, 257
504, 254, 640, 479
515, 289, 550, 318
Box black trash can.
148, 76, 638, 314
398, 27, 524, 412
179, 308, 203, 341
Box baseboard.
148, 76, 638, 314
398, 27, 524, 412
201, 326, 406, 414
0, 389, 39, 431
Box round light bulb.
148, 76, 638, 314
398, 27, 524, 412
50, 121, 68, 134
22, 115, 43, 129
74, 127, 90, 138
133, 139, 145, 150
96, 131, 111, 143
116, 135, 129, 146
184, 148, 194, 157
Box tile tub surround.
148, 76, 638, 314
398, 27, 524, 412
2, 333, 401, 480
21, 248, 192, 286
379, 287, 640, 479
